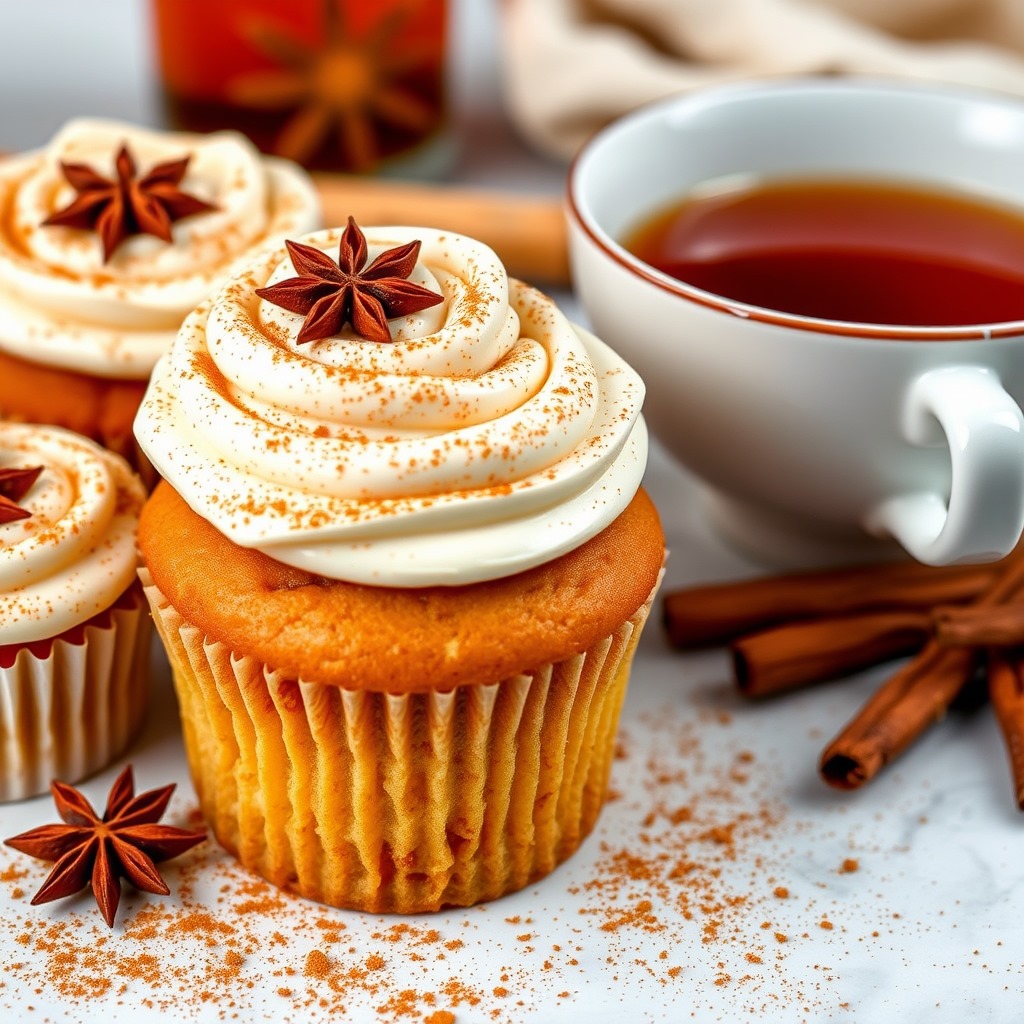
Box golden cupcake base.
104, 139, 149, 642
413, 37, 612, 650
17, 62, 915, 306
142, 568, 655, 913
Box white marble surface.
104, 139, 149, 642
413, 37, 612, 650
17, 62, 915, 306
1, 2, 1022, 1021
1, 439, 1022, 1023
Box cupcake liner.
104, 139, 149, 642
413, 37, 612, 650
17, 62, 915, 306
141, 568, 658, 914
0, 589, 151, 802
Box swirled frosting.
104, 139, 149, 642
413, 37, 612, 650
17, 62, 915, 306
1, 424, 145, 644
0, 118, 321, 380
135, 226, 647, 585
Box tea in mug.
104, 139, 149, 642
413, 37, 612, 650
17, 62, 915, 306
623, 178, 1024, 327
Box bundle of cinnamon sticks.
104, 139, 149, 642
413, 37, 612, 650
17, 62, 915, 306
663, 552, 1024, 806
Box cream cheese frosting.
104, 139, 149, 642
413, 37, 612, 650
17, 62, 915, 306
0, 118, 321, 380
134, 226, 648, 585
0, 424, 145, 644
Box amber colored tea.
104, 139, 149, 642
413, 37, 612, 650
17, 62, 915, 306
151, 0, 447, 175
623, 178, 1024, 326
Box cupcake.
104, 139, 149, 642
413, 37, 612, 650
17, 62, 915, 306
134, 219, 664, 912
0, 423, 148, 802
0, 118, 320, 475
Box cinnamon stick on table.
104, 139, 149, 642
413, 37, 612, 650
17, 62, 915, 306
314, 174, 569, 286
741, 597, 1024, 700
988, 649, 1024, 809
934, 602, 1024, 647
734, 610, 931, 698
663, 560, 999, 650
819, 553, 1024, 790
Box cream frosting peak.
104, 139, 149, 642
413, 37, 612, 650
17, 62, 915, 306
0, 424, 144, 644
0, 118, 321, 379
135, 227, 647, 585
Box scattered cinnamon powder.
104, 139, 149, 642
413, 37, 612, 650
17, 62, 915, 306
304, 949, 331, 979
0, 702, 887, 1021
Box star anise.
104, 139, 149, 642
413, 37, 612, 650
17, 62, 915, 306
0, 464, 43, 525
42, 143, 218, 262
228, 0, 442, 171
256, 216, 443, 343
4, 765, 206, 928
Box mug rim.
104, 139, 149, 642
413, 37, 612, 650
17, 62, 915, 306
566, 76, 1024, 342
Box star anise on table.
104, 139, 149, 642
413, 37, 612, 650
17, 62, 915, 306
0, 464, 43, 524
4, 765, 206, 928
42, 143, 218, 262
256, 216, 443, 344
228, 0, 442, 171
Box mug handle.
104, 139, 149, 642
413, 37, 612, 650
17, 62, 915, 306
865, 366, 1024, 565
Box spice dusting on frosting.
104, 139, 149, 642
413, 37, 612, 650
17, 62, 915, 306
42, 143, 217, 262
255, 216, 443, 343
0, 464, 43, 524
0, 119, 321, 381
4, 765, 206, 928
0, 423, 144, 643
135, 225, 647, 586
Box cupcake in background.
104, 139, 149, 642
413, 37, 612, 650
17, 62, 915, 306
135, 218, 664, 913
0, 118, 321, 476
0, 423, 148, 802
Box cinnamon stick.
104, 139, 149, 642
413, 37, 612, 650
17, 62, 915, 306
934, 602, 1024, 648
314, 174, 569, 285
819, 553, 1024, 790
733, 611, 930, 698
988, 649, 1024, 809
663, 561, 998, 650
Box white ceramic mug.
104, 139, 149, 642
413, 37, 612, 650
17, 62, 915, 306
567, 78, 1024, 566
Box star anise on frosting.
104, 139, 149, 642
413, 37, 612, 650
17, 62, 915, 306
4, 765, 206, 928
255, 216, 443, 343
0, 464, 43, 525
42, 143, 218, 262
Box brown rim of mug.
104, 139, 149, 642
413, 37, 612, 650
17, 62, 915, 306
566, 157, 1024, 343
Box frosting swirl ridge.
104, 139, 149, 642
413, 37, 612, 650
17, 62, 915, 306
0, 119, 321, 379
135, 226, 647, 585
0, 424, 145, 644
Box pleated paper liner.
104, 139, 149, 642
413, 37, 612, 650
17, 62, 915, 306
0, 583, 151, 802
142, 567, 657, 914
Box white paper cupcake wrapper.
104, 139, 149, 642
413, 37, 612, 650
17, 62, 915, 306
0, 594, 151, 802
142, 567, 658, 913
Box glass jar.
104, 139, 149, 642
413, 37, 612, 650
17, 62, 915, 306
150, 0, 450, 177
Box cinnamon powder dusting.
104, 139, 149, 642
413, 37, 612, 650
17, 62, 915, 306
0, 706, 918, 1021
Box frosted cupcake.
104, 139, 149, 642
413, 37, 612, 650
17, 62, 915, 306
0, 423, 148, 802
135, 219, 663, 912
0, 118, 320, 474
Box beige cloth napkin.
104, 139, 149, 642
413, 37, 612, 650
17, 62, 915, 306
501, 0, 1024, 159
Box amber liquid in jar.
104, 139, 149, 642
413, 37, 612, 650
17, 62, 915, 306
623, 178, 1024, 327
151, 0, 448, 175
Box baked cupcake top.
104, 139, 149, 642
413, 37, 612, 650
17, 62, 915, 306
0, 423, 144, 645
134, 221, 647, 586
0, 118, 321, 381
